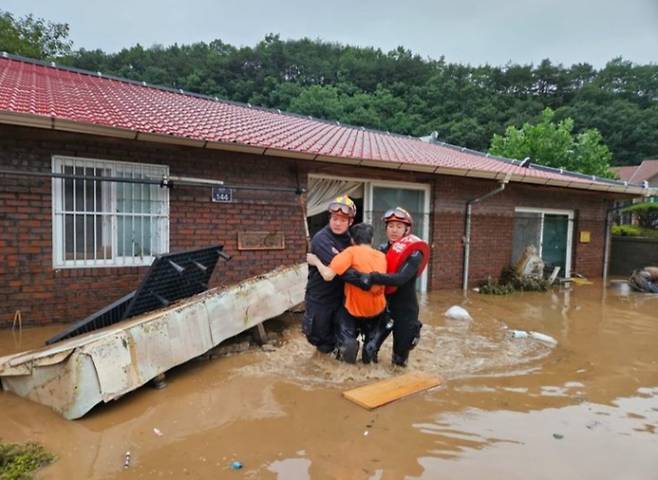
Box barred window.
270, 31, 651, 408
52, 156, 169, 268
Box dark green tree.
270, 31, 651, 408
1, 9, 655, 166
0, 10, 72, 59
489, 108, 615, 177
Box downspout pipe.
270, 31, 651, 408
603, 203, 624, 288
463, 174, 511, 293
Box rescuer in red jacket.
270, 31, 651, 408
362, 207, 429, 366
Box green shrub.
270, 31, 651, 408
612, 224, 642, 236
0, 442, 54, 480
612, 224, 658, 238
621, 202, 658, 229
478, 276, 514, 295
500, 266, 550, 292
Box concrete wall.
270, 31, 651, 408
0, 124, 616, 326
609, 236, 658, 276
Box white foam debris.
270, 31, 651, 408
444, 305, 472, 321
509, 329, 558, 346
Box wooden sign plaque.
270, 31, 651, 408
237, 231, 285, 251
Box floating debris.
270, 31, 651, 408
509, 329, 558, 346
444, 306, 472, 321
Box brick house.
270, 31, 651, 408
0, 55, 653, 327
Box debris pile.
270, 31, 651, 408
629, 266, 658, 293
478, 245, 552, 295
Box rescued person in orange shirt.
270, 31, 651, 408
306, 223, 388, 364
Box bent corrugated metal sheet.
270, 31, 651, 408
0, 264, 307, 419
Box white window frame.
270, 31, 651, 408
514, 207, 574, 278
52, 155, 170, 269
308, 173, 432, 292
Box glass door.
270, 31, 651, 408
513, 208, 573, 278
367, 182, 430, 291
542, 214, 569, 273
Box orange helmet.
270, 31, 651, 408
328, 195, 357, 218
382, 207, 413, 226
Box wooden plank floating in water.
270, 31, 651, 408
342, 372, 443, 410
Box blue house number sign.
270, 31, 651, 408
212, 186, 233, 203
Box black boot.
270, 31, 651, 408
362, 317, 393, 364
336, 338, 359, 364
362, 341, 379, 364
409, 324, 422, 351
392, 352, 408, 367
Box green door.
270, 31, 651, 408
542, 214, 569, 272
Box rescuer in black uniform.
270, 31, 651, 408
362, 207, 429, 367
303, 195, 364, 353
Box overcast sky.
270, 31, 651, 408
5, 0, 658, 67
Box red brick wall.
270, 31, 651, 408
0, 124, 617, 326
0, 125, 309, 327
429, 175, 611, 290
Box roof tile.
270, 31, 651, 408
0, 57, 625, 187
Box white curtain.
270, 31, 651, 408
306, 177, 363, 217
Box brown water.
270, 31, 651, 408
1, 281, 657, 479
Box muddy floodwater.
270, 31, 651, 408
1, 281, 657, 479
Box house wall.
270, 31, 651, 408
0, 125, 614, 326
0, 125, 308, 327
429, 176, 609, 288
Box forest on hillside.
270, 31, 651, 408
2, 11, 657, 166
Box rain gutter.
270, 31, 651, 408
0, 110, 655, 197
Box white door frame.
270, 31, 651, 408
515, 207, 574, 278
308, 173, 431, 291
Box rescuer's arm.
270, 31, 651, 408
369, 251, 423, 287
340, 268, 372, 291
306, 253, 337, 282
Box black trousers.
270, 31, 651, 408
391, 312, 422, 362
335, 306, 386, 364
302, 297, 341, 353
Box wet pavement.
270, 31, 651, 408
1, 281, 657, 479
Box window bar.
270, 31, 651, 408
83, 165, 87, 264
102, 165, 107, 262
140, 164, 144, 259
123, 168, 127, 266
112, 165, 118, 264
93, 167, 97, 263
72, 158, 77, 262
60, 161, 66, 265
131, 167, 135, 262
52, 160, 170, 267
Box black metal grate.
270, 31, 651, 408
46, 245, 230, 345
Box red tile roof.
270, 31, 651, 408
613, 160, 658, 184
0, 55, 648, 194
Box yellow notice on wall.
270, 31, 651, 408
579, 231, 591, 243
